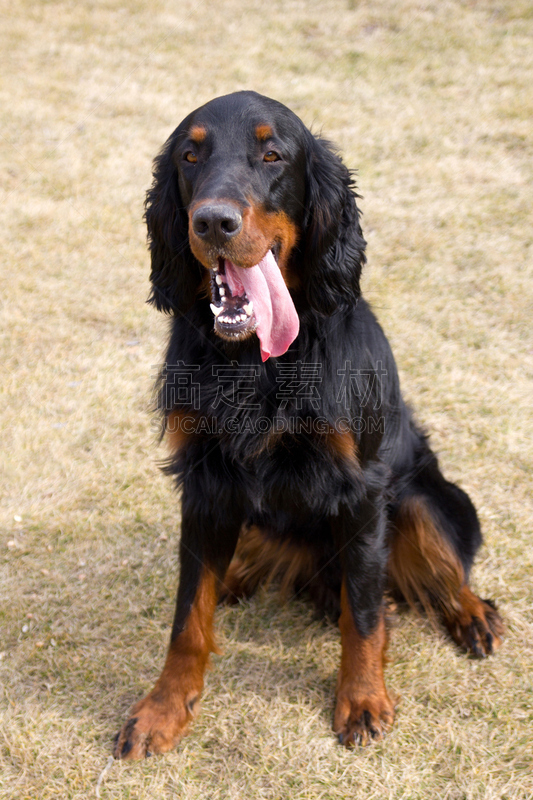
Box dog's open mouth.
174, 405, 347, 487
210, 258, 257, 341
209, 249, 300, 361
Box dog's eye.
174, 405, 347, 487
264, 150, 281, 162
184, 151, 198, 164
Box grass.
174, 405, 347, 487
1, 0, 532, 797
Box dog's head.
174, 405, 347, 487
146, 91, 366, 359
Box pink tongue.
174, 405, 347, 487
224, 252, 299, 361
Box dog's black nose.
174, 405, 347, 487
192, 204, 243, 245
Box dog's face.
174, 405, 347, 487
171, 92, 307, 352
146, 91, 366, 357
176, 93, 307, 272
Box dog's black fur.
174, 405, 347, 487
114, 91, 503, 758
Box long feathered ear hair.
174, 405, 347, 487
299, 132, 366, 315
144, 132, 203, 314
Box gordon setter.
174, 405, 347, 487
114, 90, 503, 758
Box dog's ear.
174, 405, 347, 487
299, 133, 366, 315
145, 134, 203, 314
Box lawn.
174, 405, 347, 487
1, 0, 532, 797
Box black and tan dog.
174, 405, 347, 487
114, 91, 503, 759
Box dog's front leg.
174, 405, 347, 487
114, 479, 242, 760
333, 489, 395, 747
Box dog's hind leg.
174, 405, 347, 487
388, 451, 504, 656
220, 525, 315, 603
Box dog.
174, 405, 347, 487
113, 91, 503, 758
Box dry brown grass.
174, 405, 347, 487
1, 0, 532, 797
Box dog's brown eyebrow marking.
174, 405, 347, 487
189, 125, 207, 143
255, 123, 273, 141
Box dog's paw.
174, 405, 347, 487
445, 589, 504, 658
333, 689, 395, 748
113, 691, 198, 760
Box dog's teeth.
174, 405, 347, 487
243, 302, 253, 316
210, 303, 222, 317
219, 287, 225, 297
216, 275, 223, 286
218, 313, 247, 325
